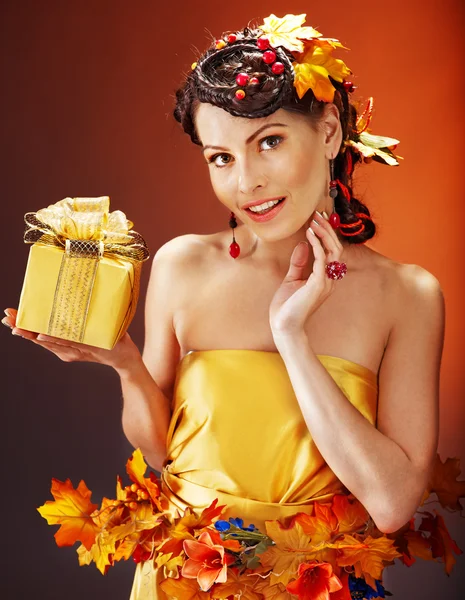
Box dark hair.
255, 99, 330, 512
173, 26, 375, 244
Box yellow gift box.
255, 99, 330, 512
16, 196, 150, 350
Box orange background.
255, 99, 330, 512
1, 1, 464, 598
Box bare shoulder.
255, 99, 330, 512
153, 233, 214, 264
361, 245, 444, 323
150, 232, 221, 297
152, 232, 220, 276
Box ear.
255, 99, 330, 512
321, 103, 343, 159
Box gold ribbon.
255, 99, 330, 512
23, 196, 150, 343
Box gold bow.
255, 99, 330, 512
22, 196, 149, 344
23, 196, 150, 263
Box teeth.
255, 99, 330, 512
248, 199, 282, 213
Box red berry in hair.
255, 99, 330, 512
257, 37, 270, 50
235, 89, 246, 100
249, 77, 260, 85
215, 40, 226, 50
227, 34, 237, 43
235, 72, 249, 86
271, 62, 285, 75
262, 50, 276, 64
343, 80, 356, 93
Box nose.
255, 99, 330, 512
237, 159, 267, 195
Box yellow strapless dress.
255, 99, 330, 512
130, 349, 378, 599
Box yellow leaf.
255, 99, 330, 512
91, 497, 124, 529
126, 449, 168, 512
211, 568, 262, 600
293, 45, 352, 102
37, 478, 99, 550
331, 495, 370, 534
111, 502, 164, 542
113, 533, 140, 562
260, 519, 314, 586
126, 448, 149, 487
259, 13, 322, 53
155, 551, 185, 578
337, 535, 401, 589
76, 543, 93, 566
160, 575, 212, 600
90, 531, 116, 575
359, 132, 400, 150
296, 503, 339, 543
254, 578, 294, 600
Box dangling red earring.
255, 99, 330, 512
229, 211, 240, 258
328, 158, 341, 230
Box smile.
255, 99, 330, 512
244, 197, 286, 222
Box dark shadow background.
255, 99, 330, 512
2, 1, 464, 598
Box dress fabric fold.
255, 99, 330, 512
130, 349, 379, 600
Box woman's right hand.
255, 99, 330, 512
2, 308, 142, 374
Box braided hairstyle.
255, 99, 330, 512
173, 26, 375, 244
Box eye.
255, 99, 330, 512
259, 135, 283, 151
208, 153, 232, 168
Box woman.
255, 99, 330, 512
3, 13, 445, 600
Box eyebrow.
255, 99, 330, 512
201, 122, 289, 153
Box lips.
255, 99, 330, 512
244, 197, 287, 222
242, 196, 286, 210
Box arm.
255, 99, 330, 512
118, 236, 197, 472
274, 265, 444, 533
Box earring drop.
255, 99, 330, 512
328, 159, 341, 230
229, 211, 240, 258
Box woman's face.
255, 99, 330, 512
194, 103, 341, 241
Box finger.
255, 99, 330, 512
11, 327, 37, 340
2, 316, 13, 329
284, 241, 310, 282
306, 226, 326, 280
36, 333, 102, 352
312, 212, 343, 259
31, 340, 83, 362
4, 308, 17, 317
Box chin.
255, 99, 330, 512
248, 214, 309, 240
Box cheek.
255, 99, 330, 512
209, 171, 234, 208
281, 145, 326, 192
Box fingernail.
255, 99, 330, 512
308, 227, 316, 236
312, 219, 320, 226
315, 211, 323, 218
322, 211, 329, 220
1, 318, 12, 329
4, 309, 12, 316
12, 330, 22, 337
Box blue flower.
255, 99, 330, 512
214, 520, 231, 532
229, 517, 244, 528
348, 574, 386, 599
214, 517, 259, 533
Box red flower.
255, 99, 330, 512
286, 561, 348, 600
181, 530, 234, 591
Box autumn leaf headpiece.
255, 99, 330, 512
191, 13, 401, 166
